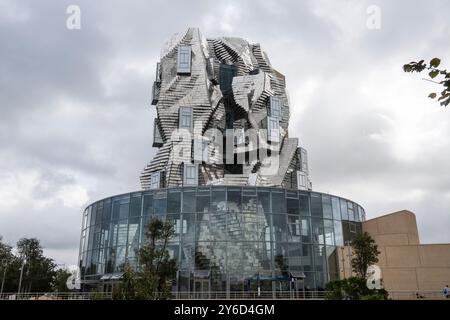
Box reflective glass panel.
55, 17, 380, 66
271, 191, 286, 213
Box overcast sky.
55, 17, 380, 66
1, 0, 449, 267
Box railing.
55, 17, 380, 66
0, 292, 112, 300
4, 290, 445, 300
0, 291, 324, 300
388, 290, 448, 300
172, 291, 326, 300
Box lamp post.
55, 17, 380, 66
1, 263, 7, 295
17, 260, 25, 296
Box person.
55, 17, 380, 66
443, 285, 449, 299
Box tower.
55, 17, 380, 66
140, 28, 311, 191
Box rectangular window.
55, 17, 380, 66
297, 171, 307, 190
183, 163, 198, 186
267, 116, 280, 143
271, 191, 286, 213
153, 119, 163, 147
310, 193, 322, 217
151, 81, 160, 105
193, 139, 208, 162
269, 96, 282, 119
233, 128, 245, 146
347, 201, 355, 221
179, 106, 193, 132
340, 198, 349, 220
177, 45, 192, 74
155, 62, 161, 83
334, 220, 344, 246
219, 63, 237, 95
182, 190, 196, 213
322, 195, 333, 219
150, 172, 160, 190
332, 197, 341, 220
299, 148, 308, 174
299, 195, 310, 216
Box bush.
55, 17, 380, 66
325, 277, 389, 300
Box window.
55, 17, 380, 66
233, 128, 245, 146
322, 195, 333, 219
150, 172, 160, 189
168, 190, 181, 213
183, 163, 198, 186
219, 63, 237, 95
334, 220, 344, 246
267, 116, 280, 143
155, 62, 161, 83
211, 188, 226, 212
332, 197, 341, 220
299, 195, 310, 216
347, 201, 355, 221
340, 198, 349, 220
179, 106, 193, 132
269, 96, 282, 119
310, 193, 322, 217
193, 139, 208, 162
271, 191, 286, 213
177, 45, 192, 74
297, 171, 308, 190
153, 119, 163, 147
299, 148, 308, 174
287, 198, 299, 215
151, 81, 160, 105
227, 188, 242, 213
324, 219, 335, 245
130, 194, 142, 217
182, 190, 196, 213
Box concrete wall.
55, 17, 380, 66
362, 210, 450, 293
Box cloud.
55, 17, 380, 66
0, 0, 449, 266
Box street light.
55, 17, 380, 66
17, 259, 26, 296
0, 263, 8, 295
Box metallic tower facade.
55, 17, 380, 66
141, 28, 311, 191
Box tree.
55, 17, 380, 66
351, 232, 380, 278
136, 218, 177, 299
16, 238, 56, 292
112, 218, 178, 300
0, 236, 14, 292
0, 236, 14, 271
403, 57, 450, 106
0, 237, 57, 293
52, 268, 73, 292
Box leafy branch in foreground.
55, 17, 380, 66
403, 57, 450, 107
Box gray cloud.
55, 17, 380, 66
0, 0, 449, 266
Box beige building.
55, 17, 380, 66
338, 210, 450, 299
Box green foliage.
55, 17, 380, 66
351, 232, 380, 278
403, 57, 450, 107
0, 237, 56, 293
325, 277, 389, 300
0, 236, 14, 266
16, 238, 56, 293
111, 218, 178, 300
52, 268, 73, 292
